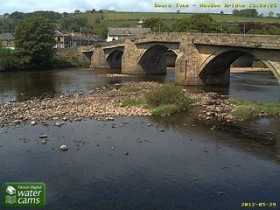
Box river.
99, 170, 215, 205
0, 68, 279, 103
0, 68, 279, 210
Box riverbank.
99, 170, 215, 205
0, 47, 83, 72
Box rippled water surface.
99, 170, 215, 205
0, 116, 280, 210
0, 68, 280, 209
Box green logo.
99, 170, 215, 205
2, 182, 46, 208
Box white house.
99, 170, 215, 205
106, 27, 151, 42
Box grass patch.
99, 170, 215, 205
145, 84, 196, 116
121, 86, 141, 92
228, 99, 280, 119
120, 98, 146, 107
152, 104, 180, 116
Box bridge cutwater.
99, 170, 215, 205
79, 33, 280, 86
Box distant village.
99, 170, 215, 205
0, 19, 151, 50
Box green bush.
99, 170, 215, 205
52, 57, 80, 68
145, 84, 186, 107
0, 49, 20, 71
145, 84, 196, 115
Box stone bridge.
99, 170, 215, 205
79, 33, 280, 86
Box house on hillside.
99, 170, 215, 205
107, 27, 151, 42
54, 30, 70, 49
0, 33, 15, 48
136, 19, 144, 28
69, 32, 104, 47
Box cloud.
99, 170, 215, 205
0, 0, 278, 15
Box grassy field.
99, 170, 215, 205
75, 12, 279, 24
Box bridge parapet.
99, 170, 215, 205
79, 33, 280, 52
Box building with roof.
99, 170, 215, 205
54, 30, 70, 49
0, 33, 15, 48
69, 35, 104, 47
136, 19, 144, 28
106, 27, 151, 42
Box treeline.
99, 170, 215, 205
0, 10, 107, 37
0, 11, 62, 33
1, 9, 280, 38
142, 15, 223, 33
141, 14, 280, 35
233, 9, 280, 18
232, 9, 259, 17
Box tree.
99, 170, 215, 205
60, 16, 88, 32
142, 18, 170, 32
173, 14, 221, 33
74, 10, 81, 14
63, 12, 68, 18
9, 11, 25, 20
232, 9, 258, 17
276, 13, 280, 19
268, 11, 274, 18
14, 16, 55, 68
0, 48, 20, 71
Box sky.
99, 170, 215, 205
0, 0, 279, 15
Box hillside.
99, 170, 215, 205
74, 11, 279, 24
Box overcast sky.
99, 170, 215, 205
0, 0, 279, 15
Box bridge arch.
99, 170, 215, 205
80, 51, 93, 67
198, 48, 279, 86
166, 49, 178, 67
139, 44, 178, 74
106, 50, 123, 69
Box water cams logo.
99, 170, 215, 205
2, 182, 46, 208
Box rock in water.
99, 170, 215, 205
39, 134, 48, 139
55, 122, 63, 127
60, 145, 68, 151
13, 120, 21, 125
30, 121, 37, 126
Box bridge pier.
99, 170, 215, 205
122, 40, 144, 74
264, 61, 280, 84
91, 47, 110, 69
175, 43, 204, 85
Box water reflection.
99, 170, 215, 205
0, 69, 279, 104
149, 112, 280, 160
0, 68, 174, 103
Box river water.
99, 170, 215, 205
0, 68, 280, 210
0, 68, 279, 103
